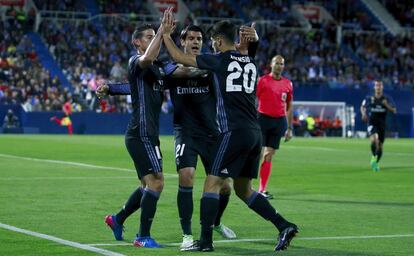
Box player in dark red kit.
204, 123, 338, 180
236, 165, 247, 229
360, 80, 396, 172
256, 55, 293, 199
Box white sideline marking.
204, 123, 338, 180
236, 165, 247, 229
286, 146, 414, 156
0, 222, 125, 256
0, 153, 177, 178
87, 234, 414, 247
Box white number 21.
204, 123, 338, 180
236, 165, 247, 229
226, 61, 257, 94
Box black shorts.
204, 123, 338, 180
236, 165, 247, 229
174, 130, 217, 174
258, 114, 287, 149
210, 129, 262, 179
367, 123, 386, 143
125, 127, 162, 179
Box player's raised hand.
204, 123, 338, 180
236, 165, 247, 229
240, 22, 258, 42
162, 6, 175, 35
96, 80, 109, 99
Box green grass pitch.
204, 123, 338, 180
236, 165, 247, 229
0, 135, 413, 256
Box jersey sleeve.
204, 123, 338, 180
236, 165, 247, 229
286, 80, 293, 103
128, 54, 142, 74
108, 82, 131, 95
162, 61, 178, 76
361, 96, 369, 107
196, 54, 221, 71
385, 95, 396, 107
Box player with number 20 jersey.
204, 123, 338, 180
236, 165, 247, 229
196, 50, 261, 178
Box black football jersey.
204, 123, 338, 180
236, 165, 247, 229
196, 51, 260, 132
127, 54, 176, 136
361, 94, 393, 125
167, 73, 219, 137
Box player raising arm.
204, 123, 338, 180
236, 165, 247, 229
161, 9, 298, 253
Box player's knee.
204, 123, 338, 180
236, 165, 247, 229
220, 181, 232, 195
204, 175, 224, 193
178, 168, 195, 187
150, 179, 164, 192
263, 150, 275, 162
145, 174, 164, 192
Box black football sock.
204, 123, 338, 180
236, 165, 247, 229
200, 193, 219, 245
377, 148, 383, 162
116, 187, 144, 225
139, 189, 160, 237
177, 186, 193, 235
214, 193, 230, 227
245, 191, 290, 232
371, 142, 376, 156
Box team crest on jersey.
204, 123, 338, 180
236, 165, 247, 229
153, 80, 164, 91
281, 93, 287, 101
158, 67, 165, 76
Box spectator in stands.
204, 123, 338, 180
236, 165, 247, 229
110, 61, 127, 80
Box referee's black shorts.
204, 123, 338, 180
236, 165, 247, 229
258, 113, 287, 149
125, 126, 162, 179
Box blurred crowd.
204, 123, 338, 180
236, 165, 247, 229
0, 19, 74, 112
1, 0, 413, 115
34, 0, 86, 12
382, 0, 414, 28
39, 19, 135, 113
184, 0, 237, 18
97, 0, 151, 15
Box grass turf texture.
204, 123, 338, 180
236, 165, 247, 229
0, 135, 413, 256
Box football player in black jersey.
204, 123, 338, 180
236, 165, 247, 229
360, 80, 396, 171
99, 24, 238, 249
161, 9, 298, 252
99, 8, 190, 249
167, 25, 237, 249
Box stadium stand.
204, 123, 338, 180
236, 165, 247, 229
0, 18, 70, 111
183, 0, 237, 18
38, 19, 133, 112
33, 0, 86, 12
0, 0, 413, 136
97, 0, 151, 15
382, 0, 414, 28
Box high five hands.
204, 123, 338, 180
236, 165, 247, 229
236, 22, 258, 55
161, 7, 176, 36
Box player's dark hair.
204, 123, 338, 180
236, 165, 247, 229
207, 20, 236, 43
180, 25, 204, 40
132, 24, 155, 40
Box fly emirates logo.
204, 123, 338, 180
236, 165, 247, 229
176, 86, 209, 95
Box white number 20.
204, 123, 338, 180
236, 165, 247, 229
226, 61, 257, 94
